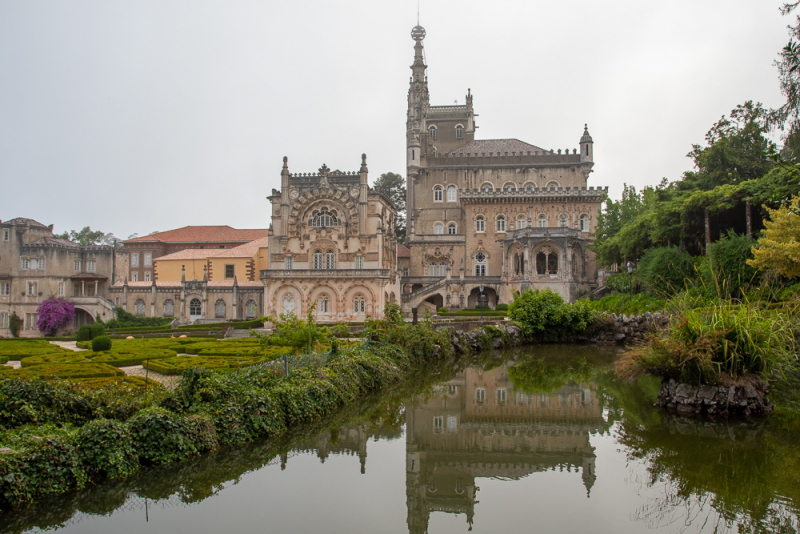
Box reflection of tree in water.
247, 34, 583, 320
617, 404, 800, 533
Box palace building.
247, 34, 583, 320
401, 25, 606, 312
260, 155, 399, 322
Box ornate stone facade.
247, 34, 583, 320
261, 155, 399, 321
402, 26, 606, 310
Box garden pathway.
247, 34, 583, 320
48, 341, 86, 352
118, 365, 179, 389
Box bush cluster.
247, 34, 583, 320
91, 336, 112, 352
508, 289, 595, 342
76, 323, 105, 342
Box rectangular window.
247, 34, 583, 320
144, 253, 152, 266
21, 258, 29, 270
25, 313, 38, 330
0, 282, 8, 296
87, 260, 96, 272
285, 257, 293, 270
225, 265, 235, 279
355, 256, 364, 269
29, 259, 38, 270
38, 258, 45, 270
58, 282, 65, 297
131, 253, 139, 267
75, 259, 81, 272
403, 268, 409, 277
429, 264, 436, 276
115, 297, 120, 306
433, 416, 443, 433
439, 263, 447, 276
73, 283, 81, 296
2, 229, 8, 241
132, 272, 138, 282
0, 313, 7, 329
144, 272, 151, 282
27, 281, 37, 296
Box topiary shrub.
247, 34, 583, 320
77, 419, 139, 479
437, 307, 448, 314
76, 325, 93, 342
89, 323, 105, 339
91, 336, 112, 352
9, 312, 22, 338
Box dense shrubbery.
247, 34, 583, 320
508, 289, 595, 342
91, 335, 112, 352
19, 349, 177, 368
0, 363, 124, 380
637, 246, 695, 295
588, 294, 667, 315
604, 272, 644, 294
104, 308, 173, 329
35, 298, 75, 336
76, 323, 105, 342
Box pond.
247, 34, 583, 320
1, 345, 798, 534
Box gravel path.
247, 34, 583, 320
48, 341, 87, 352
118, 365, 179, 389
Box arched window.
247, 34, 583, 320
245, 300, 258, 318
325, 250, 335, 269
448, 222, 457, 234
559, 214, 569, 228
447, 185, 457, 202
189, 298, 202, 316
548, 252, 559, 274
525, 183, 535, 192
481, 183, 493, 193
504, 183, 516, 192
580, 214, 590, 232
215, 299, 226, 318
517, 215, 527, 229
353, 294, 365, 313
135, 298, 145, 317
475, 252, 487, 276
439, 262, 447, 276
496, 215, 506, 232
456, 124, 464, 139
313, 250, 323, 269
536, 252, 547, 275
538, 214, 548, 227
429, 125, 437, 139
547, 182, 558, 192
318, 294, 330, 313
433, 185, 443, 202
434, 223, 444, 235
475, 216, 485, 233
429, 263, 437, 276
309, 207, 340, 227
163, 299, 174, 317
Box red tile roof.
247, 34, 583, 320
125, 226, 268, 244
155, 249, 215, 261
211, 237, 270, 258
446, 139, 546, 156
397, 244, 411, 258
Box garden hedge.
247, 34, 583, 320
0, 363, 124, 380
21, 349, 177, 368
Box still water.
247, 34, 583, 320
2, 346, 798, 534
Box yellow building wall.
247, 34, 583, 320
255, 246, 269, 272
208, 257, 251, 281
155, 258, 208, 282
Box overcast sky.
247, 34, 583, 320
0, 0, 791, 239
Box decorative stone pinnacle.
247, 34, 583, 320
319, 163, 330, 175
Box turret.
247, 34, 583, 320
580, 124, 594, 163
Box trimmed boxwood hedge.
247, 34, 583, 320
143, 355, 271, 375
67, 376, 162, 390
0, 342, 72, 361
0, 363, 124, 380
437, 310, 508, 317
21, 350, 178, 368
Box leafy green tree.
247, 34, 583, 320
373, 172, 406, 243
56, 226, 106, 245
636, 246, 695, 295
508, 289, 594, 342
748, 195, 800, 278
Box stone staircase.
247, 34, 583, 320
402, 277, 448, 304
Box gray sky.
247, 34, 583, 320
0, 0, 790, 239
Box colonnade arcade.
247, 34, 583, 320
503, 232, 588, 282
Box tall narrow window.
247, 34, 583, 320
475, 387, 486, 404
439, 263, 447, 276
2, 229, 8, 241
517, 215, 527, 229
144, 253, 152, 266
225, 265, 235, 279
538, 214, 548, 227
448, 223, 457, 234
429, 264, 436, 276
38, 258, 45, 270
0, 313, 7, 329
434, 223, 443, 235
580, 214, 590, 232
164, 299, 174, 317
447, 185, 457, 202
475, 253, 487, 276
313, 250, 323, 270
433, 185, 443, 202
355, 256, 364, 269
325, 250, 335, 269
21, 258, 29, 270
497, 388, 507, 405
318, 294, 330, 313
0, 282, 9, 296
74, 260, 81, 272
353, 295, 365, 313
215, 299, 226, 318
429, 125, 436, 139
189, 298, 202, 316
29, 259, 38, 270
87, 260, 96, 272
475, 216, 485, 233
285, 257, 293, 270
496, 215, 506, 232
131, 272, 138, 282
144, 272, 151, 282
245, 300, 258, 318
27, 282, 37, 296
131, 253, 139, 267
135, 299, 146, 316
456, 125, 464, 139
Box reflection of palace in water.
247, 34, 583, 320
406, 365, 606, 533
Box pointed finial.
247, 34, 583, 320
282, 156, 288, 172
360, 153, 368, 172
233, 274, 238, 286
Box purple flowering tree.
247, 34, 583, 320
37, 298, 76, 337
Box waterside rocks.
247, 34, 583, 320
656, 377, 773, 417
581, 312, 670, 344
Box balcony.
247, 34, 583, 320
260, 269, 391, 280
407, 233, 465, 244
